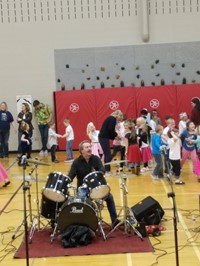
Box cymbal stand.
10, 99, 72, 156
29, 163, 45, 243
106, 173, 143, 240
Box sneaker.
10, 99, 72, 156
53, 159, 59, 163
39, 150, 44, 156
151, 174, 159, 180
44, 150, 48, 156
175, 180, 185, 185
64, 159, 74, 163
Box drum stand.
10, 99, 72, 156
106, 173, 143, 240
95, 200, 108, 241
12, 180, 33, 240
29, 163, 46, 243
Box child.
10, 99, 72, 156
62, 118, 74, 162
167, 127, 184, 184
48, 122, 62, 163
178, 112, 188, 136
136, 117, 153, 173
124, 121, 142, 175
0, 162, 10, 187
86, 122, 104, 158
180, 121, 197, 173
188, 125, 200, 182
18, 121, 32, 166
151, 125, 164, 180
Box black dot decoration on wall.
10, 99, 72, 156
171, 63, 175, 68
160, 79, 165, 85
136, 66, 140, 70
155, 73, 160, 77
121, 67, 125, 70
66, 64, 70, 68
81, 83, 85, 90
106, 76, 110, 80
136, 74, 140, 79
171, 80, 175, 84
57, 79, 61, 82
100, 82, 104, 88
81, 69, 85, 73
86, 64, 89, 67
196, 70, 200, 75
86, 77, 91, 80
96, 76, 100, 80
120, 81, 124, 87
151, 65, 154, 69
111, 84, 115, 87
182, 63, 185, 68
141, 80, 145, 86
72, 86, 76, 90
61, 83, 65, 90
155, 59, 159, 64
182, 78, 186, 84
176, 72, 180, 76
151, 82, 155, 86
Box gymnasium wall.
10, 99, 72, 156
0, 0, 199, 151
54, 84, 200, 150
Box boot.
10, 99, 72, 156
136, 166, 141, 176
131, 167, 135, 174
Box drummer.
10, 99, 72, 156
67, 140, 119, 228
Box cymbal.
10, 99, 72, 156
27, 159, 50, 166
104, 160, 127, 165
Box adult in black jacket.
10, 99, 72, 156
99, 110, 123, 172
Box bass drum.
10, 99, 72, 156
57, 196, 98, 232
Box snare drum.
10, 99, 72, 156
83, 171, 110, 200
42, 172, 71, 202
57, 196, 98, 232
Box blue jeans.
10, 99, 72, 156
152, 154, 163, 177
0, 130, 10, 157
66, 139, 74, 159
38, 124, 49, 151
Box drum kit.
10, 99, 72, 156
17, 158, 142, 244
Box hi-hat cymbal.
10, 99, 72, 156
104, 160, 127, 165
27, 159, 50, 166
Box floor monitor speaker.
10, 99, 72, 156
131, 196, 164, 225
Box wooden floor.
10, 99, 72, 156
0, 151, 200, 266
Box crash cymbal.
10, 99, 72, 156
26, 158, 50, 166
104, 160, 127, 165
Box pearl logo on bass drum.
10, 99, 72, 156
70, 206, 84, 214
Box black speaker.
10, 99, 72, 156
131, 196, 165, 225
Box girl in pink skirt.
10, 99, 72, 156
0, 162, 10, 187
86, 122, 104, 159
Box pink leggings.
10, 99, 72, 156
181, 148, 197, 172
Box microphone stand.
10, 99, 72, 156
22, 156, 30, 266
164, 149, 179, 266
